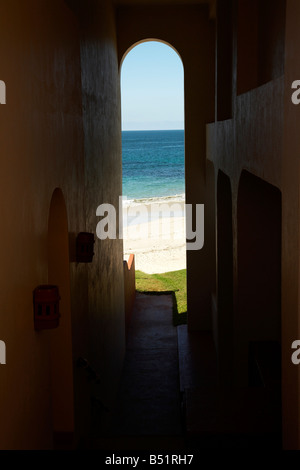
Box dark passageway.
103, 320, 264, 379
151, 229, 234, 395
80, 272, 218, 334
87, 292, 184, 450
83, 289, 281, 450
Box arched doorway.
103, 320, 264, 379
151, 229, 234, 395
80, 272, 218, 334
48, 188, 74, 448
120, 40, 186, 284
116, 9, 215, 329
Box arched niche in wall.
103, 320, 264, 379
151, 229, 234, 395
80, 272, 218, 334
216, 169, 233, 386
236, 170, 282, 387
47, 188, 74, 447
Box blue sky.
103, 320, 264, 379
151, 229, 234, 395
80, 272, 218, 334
121, 41, 184, 131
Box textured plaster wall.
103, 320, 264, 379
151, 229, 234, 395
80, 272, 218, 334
207, 0, 284, 376
0, 0, 85, 448
0, 0, 125, 449
78, 0, 125, 427
207, 0, 300, 449
282, 0, 300, 450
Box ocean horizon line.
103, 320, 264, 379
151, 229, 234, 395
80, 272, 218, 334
122, 128, 184, 132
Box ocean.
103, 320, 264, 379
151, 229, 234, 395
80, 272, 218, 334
122, 130, 186, 269
122, 129, 185, 203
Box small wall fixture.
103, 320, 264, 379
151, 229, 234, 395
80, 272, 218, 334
33, 285, 60, 330
76, 232, 95, 263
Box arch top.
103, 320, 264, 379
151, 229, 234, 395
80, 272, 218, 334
48, 187, 69, 233
119, 38, 183, 69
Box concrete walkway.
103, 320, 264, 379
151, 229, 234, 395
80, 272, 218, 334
90, 292, 185, 450
107, 293, 184, 449
87, 291, 281, 450
113, 293, 181, 435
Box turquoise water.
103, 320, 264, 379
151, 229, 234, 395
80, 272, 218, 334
122, 129, 185, 202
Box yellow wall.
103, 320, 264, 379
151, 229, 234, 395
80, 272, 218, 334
78, 0, 126, 432
0, 0, 125, 448
0, 0, 83, 448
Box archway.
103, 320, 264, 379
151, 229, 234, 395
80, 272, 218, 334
47, 188, 74, 448
120, 40, 186, 283
116, 8, 215, 329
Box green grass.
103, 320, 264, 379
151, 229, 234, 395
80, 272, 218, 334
135, 269, 187, 326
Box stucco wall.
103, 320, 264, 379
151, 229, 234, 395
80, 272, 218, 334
282, 0, 300, 450
207, 0, 300, 449
0, 0, 125, 449
78, 0, 125, 433
0, 0, 85, 448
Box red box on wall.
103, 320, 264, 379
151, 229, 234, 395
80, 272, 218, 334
33, 285, 60, 330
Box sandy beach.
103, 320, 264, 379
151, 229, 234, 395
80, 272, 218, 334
122, 199, 186, 274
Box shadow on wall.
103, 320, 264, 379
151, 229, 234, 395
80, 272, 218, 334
216, 170, 233, 387
123, 254, 136, 341
236, 170, 282, 387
